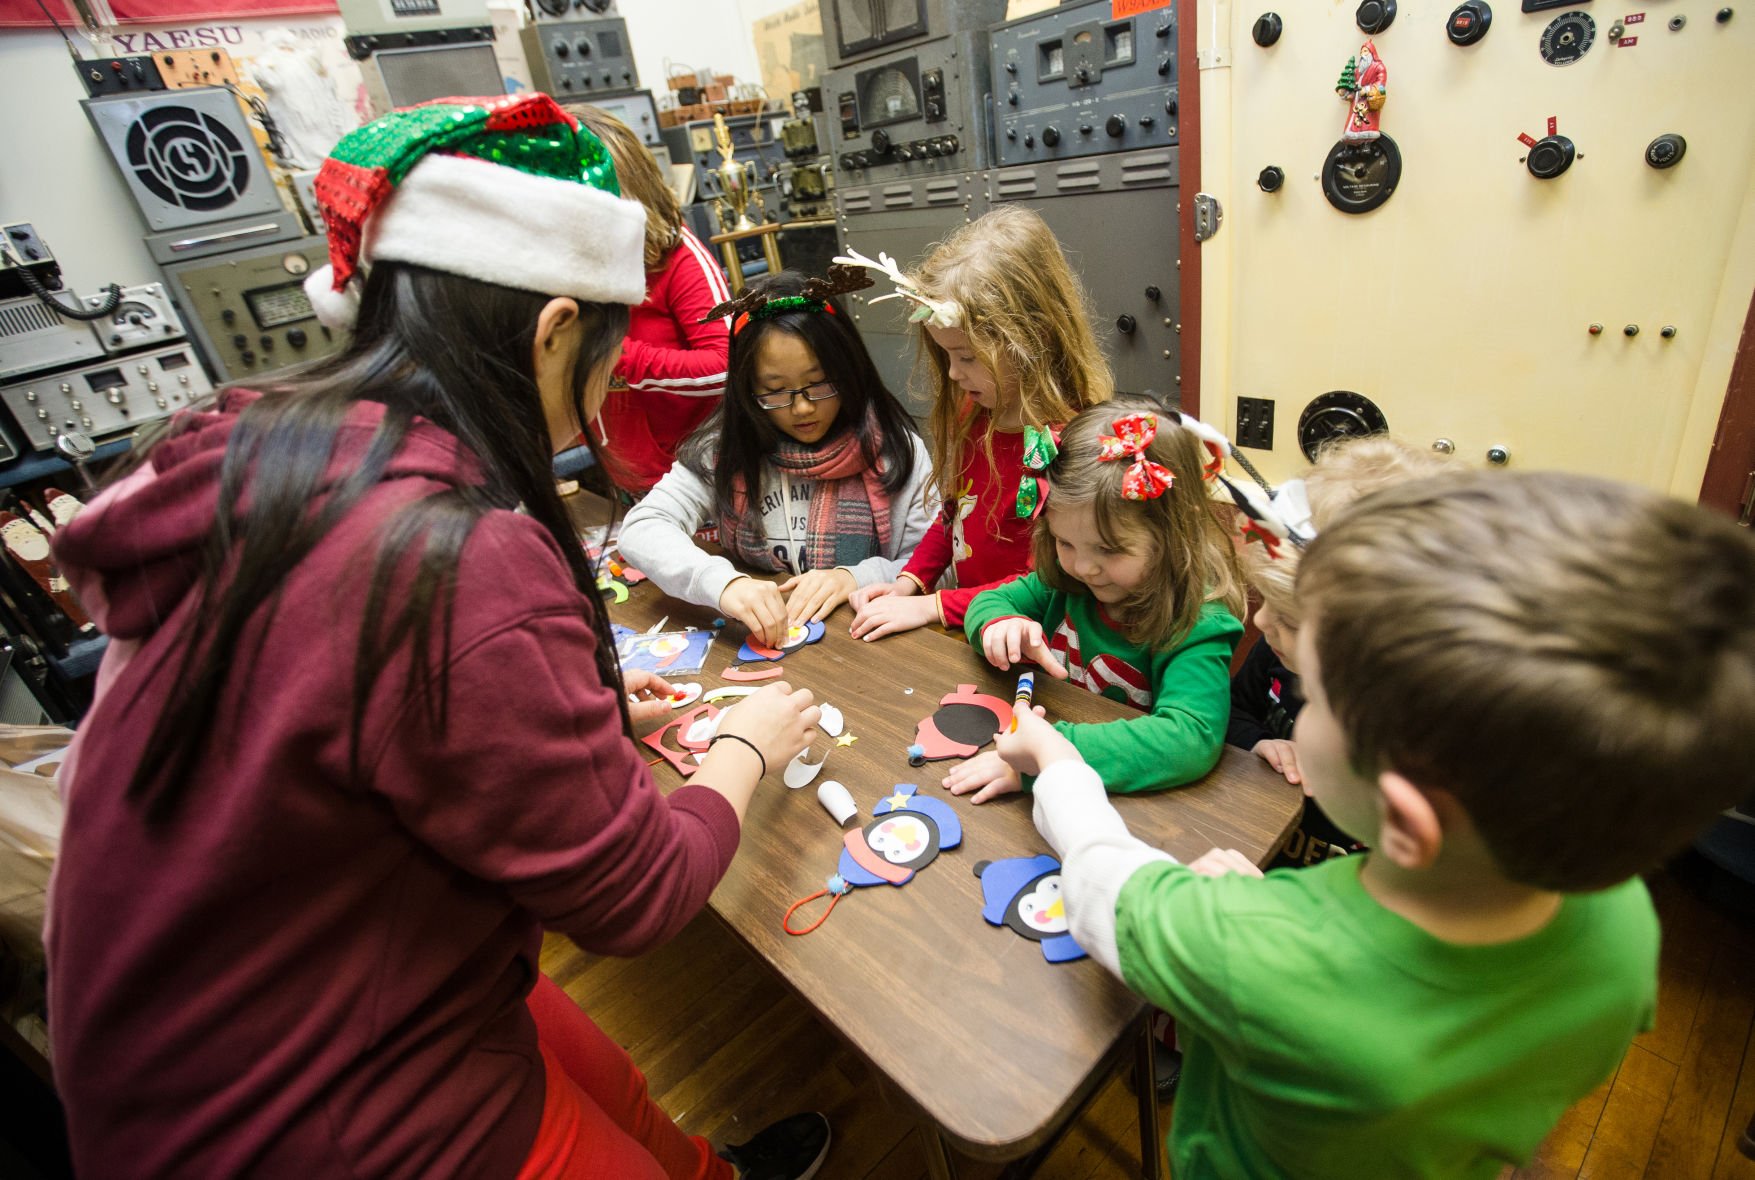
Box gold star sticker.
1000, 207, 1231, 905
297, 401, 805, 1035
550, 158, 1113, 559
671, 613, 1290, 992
883, 789, 913, 811
835, 732, 858, 747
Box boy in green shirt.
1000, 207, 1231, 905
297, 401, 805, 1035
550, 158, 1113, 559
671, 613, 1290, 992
998, 470, 1755, 1177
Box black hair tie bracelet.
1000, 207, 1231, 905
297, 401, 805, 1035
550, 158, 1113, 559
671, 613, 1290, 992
708, 733, 767, 778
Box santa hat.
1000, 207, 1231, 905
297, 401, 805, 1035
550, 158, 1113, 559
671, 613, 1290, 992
303, 93, 647, 331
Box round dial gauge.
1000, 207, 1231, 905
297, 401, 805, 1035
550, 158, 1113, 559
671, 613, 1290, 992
1540, 11, 1595, 65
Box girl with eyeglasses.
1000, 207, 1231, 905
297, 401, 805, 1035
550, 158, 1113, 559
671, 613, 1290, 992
620, 272, 933, 646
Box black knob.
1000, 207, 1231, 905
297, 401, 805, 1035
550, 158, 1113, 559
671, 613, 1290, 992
1356, 0, 1396, 33
1156, 14, 1172, 36
1166, 93, 1178, 117
870, 128, 891, 153
1253, 12, 1283, 46
1139, 115, 1156, 128
1006, 128, 1017, 140
1106, 114, 1126, 137
1258, 165, 1285, 192
232, 333, 248, 349
895, 144, 914, 161
1042, 125, 1060, 147
1116, 314, 1137, 335
260, 335, 273, 351
1006, 61, 1017, 72
1525, 134, 1576, 179
1145, 285, 1161, 301
241, 351, 257, 366
555, 40, 569, 57
1624, 324, 1640, 337
1079, 122, 1093, 135
1024, 133, 1035, 147
1718, 8, 1733, 22
1157, 54, 1172, 76
1008, 88, 1019, 105
287, 328, 308, 348
938, 135, 959, 155
1644, 133, 1686, 169
1446, 2, 1491, 45
221, 308, 236, 324
575, 38, 590, 55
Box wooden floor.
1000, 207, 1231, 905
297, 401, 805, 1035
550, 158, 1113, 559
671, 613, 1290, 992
540, 857, 1755, 1179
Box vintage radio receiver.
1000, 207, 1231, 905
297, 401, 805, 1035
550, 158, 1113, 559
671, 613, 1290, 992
336, 0, 490, 38
0, 344, 213, 453
571, 89, 661, 146
821, 0, 1006, 68
530, 0, 614, 24
825, 31, 993, 184
160, 235, 343, 382
521, 15, 639, 100
989, 0, 1179, 167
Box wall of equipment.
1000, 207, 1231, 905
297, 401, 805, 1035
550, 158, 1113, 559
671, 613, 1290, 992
828, 0, 1188, 413
1199, 0, 1755, 493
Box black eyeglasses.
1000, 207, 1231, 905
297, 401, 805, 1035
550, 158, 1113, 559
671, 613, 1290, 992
754, 381, 838, 411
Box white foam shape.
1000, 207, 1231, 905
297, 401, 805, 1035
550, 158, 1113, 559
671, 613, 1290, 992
784, 747, 827, 789
669, 683, 703, 709
817, 703, 844, 737
817, 780, 857, 825
685, 716, 718, 745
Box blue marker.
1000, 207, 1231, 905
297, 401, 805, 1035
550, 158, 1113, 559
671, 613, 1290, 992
1010, 670, 1036, 733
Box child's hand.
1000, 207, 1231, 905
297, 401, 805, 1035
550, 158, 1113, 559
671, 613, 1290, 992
779, 568, 857, 626
719, 576, 788, 648
1251, 739, 1302, 785
623, 669, 680, 732
1186, 847, 1266, 879
942, 750, 1022, 804
850, 577, 917, 611
979, 618, 1069, 678
850, 592, 939, 640
994, 704, 1082, 779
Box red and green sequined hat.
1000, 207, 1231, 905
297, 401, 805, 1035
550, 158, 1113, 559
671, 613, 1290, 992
302, 93, 648, 329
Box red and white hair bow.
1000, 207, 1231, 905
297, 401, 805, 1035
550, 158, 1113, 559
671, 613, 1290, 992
1097, 412, 1176, 500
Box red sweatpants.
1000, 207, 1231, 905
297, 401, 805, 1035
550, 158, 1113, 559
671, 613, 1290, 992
518, 973, 734, 1180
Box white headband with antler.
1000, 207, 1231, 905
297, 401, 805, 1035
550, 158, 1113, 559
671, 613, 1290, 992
831, 245, 963, 330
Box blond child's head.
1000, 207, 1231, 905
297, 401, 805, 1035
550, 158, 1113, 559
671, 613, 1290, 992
1242, 434, 1456, 670
1036, 395, 1246, 650
1296, 470, 1755, 892
909, 206, 1114, 505
577, 105, 681, 271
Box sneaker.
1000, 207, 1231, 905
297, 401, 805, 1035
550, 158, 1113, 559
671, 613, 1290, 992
1153, 1043, 1184, 1100
717, 1112, 831, 1180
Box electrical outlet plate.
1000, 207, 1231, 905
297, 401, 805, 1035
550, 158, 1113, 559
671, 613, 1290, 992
1236, 396, 1275, 450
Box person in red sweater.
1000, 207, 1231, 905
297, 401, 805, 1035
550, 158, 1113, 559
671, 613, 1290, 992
844, 207, 1114, 640
47, 97, 830, 1180
580, 106, 731, 496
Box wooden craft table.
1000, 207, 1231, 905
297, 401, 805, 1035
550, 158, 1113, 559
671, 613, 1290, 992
585, 522, 1303, 1178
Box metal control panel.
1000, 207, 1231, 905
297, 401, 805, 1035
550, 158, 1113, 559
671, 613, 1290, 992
571, 89, 661, 146
0, 345, 212, 453
0, 284, 186, 384
989, 0, 1179, 167
822, 0, 1007, 68
335, 0, 489, 38
85, 283, 187, 356
521, 16, 640, 100
161, 235, 342, 382
825, 31, 993, 186
990, 146, 1182, 395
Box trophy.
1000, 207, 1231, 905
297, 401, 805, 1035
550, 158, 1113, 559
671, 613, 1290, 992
711, 112, 766, 234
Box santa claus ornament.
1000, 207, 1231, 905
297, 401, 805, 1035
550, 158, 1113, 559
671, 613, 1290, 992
1323, 39, 1401, 215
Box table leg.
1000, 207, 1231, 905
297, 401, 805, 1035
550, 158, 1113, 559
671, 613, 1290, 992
1134, 1015, 1164, 1180
718, 242, 744, 294
924, 1130, 960, 1180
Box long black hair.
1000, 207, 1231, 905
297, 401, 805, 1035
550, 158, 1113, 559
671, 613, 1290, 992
681, 272, 918, 515
128, 261, 630, 821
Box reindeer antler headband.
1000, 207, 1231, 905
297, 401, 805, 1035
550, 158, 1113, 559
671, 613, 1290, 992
698, 263, 875, 332
830, 246, 962, 330
1167, 409, 1312, 558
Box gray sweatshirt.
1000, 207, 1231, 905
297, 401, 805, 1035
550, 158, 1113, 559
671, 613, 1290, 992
619, 434, 937, 609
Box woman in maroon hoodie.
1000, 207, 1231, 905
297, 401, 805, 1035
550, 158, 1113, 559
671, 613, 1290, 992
47, 96, 830, 1180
